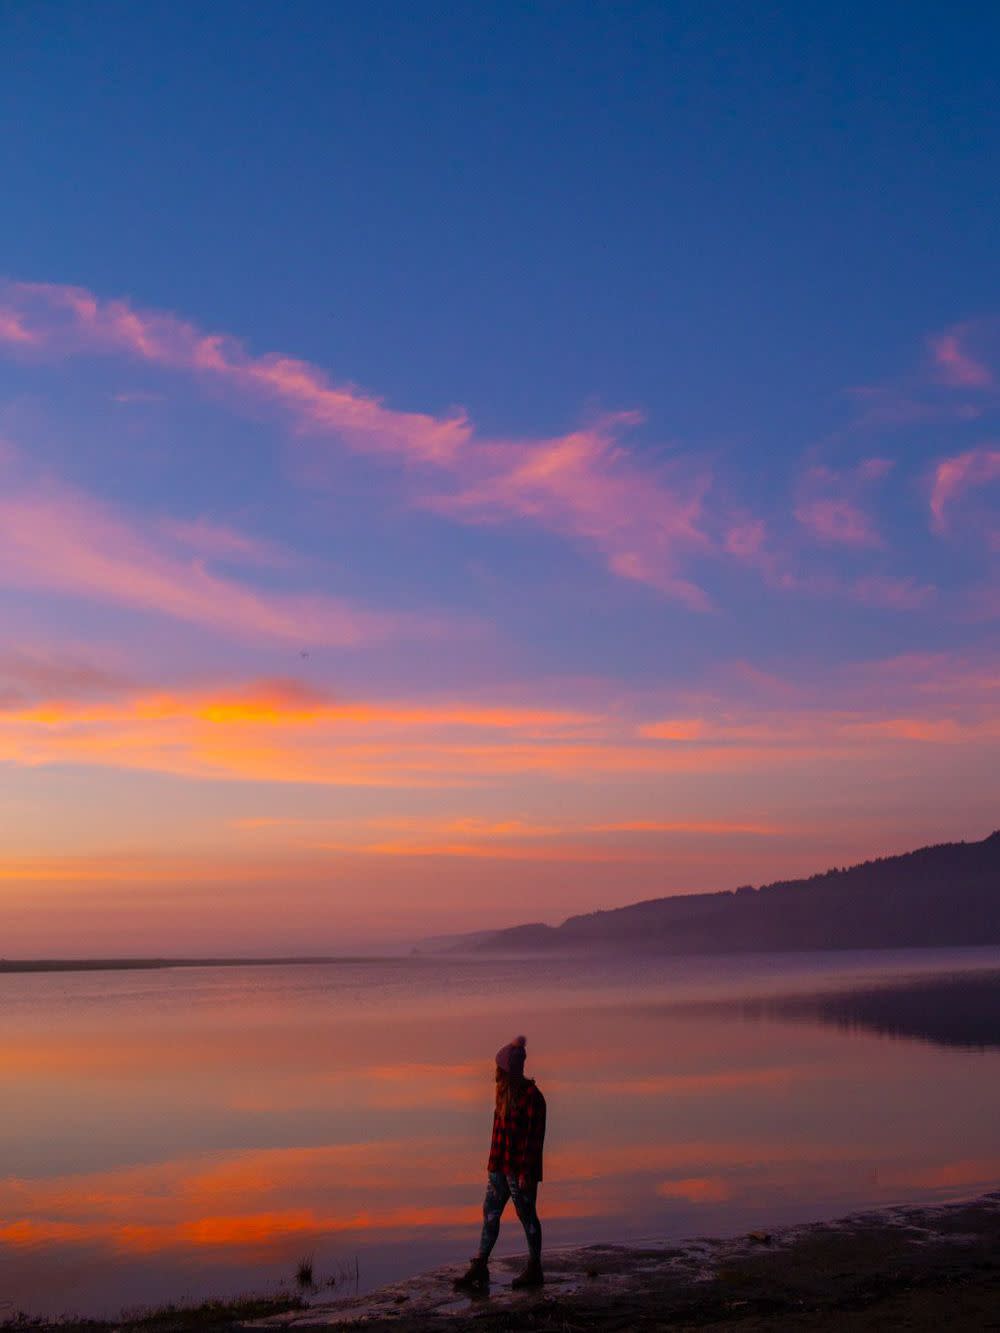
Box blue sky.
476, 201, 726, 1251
0, 2, 997, 950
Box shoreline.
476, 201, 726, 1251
10, 1192, 1000, 1331
0, 958, 392, 975
5, 945, 1000, 977
256, 1191, 1000, 1330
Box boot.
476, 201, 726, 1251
453, 1255, 489, 1290
511, 1256, 544, 1289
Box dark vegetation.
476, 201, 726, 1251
472, 831, 1000, 954
0, 957, 364, 974
0, 1293, 303, 1333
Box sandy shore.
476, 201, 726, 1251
252, 1192, 1000, 1331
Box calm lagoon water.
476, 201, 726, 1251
3, 948, 1000, 1318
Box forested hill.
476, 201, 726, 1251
471, 831, 1000, 954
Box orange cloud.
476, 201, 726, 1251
0, 650, 992, 881
5, 679, 595, 734
0, 651, 995, 800
638, 718, 706, 741
225, 813, 789, 865
846, 717, 993, 743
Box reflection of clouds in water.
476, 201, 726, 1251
657, 1176, 731, 1203
2, 959, 1000, 1317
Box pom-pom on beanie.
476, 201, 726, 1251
495, 1034, 527, 1075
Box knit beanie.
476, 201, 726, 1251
495, 1034, 527, 1076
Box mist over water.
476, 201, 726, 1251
3, 949, 1000, 1319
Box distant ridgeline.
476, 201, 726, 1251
455, 831, 1000, 954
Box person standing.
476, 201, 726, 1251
454, 1035, 546, 1290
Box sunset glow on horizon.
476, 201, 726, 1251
1, 5, 997, 954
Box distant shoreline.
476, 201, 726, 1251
5, 945, 1000, 976
0, 956, 392, 974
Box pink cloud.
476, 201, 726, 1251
0, 483, 408, 645
857, 456, 895, 481
0, 282, 712, 607
963, 582, 1000, 622
930, 330, 994, 388
843, 319, 999, 436
843, 384, 975, 430
852, 574, 936, 611
929, 447, 1000, 532
112, 389, 165, 404
794, 497, 882, 548
723, 505, 934, 614
1, 281, 470, 465
425, 414, 713, 610
156, 515, 293, 567
723, 517, 768, 562
0, 649, 129, 709
0, 308, 36, 344
794, 460, 888, 549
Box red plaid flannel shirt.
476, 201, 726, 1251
487, 1079, 546, 1182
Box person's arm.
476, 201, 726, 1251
517, 1088, 546, 1187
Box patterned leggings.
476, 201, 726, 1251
477, 1171, 542, 1261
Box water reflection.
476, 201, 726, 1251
714, 970, 1000, 1050
1, 955, 999, 1319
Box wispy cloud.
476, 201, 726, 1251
794, 463, 885, 549
851, 574, 936, 611
0, 648, 129, 709
0, 482, 408, 645
930, 327, 994, 388
423, 414, 713, 609
155, 515, 294, 567
929, 446, 1000, 533
2, 651, 995, 793
1, 279, 995, 626
1, 281, 469, 464
0, 307, 36, 344
232, 812, 786, 862
0, 281, 712, 605
843, 318, 998, 436
795, 496, 881, 548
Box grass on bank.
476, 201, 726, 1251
0, 1291, 306, 1333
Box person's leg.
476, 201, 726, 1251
477, 1171, 511, 1260
507, 1176, 542, 1263
454, 1174, 510, 1289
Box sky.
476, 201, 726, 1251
0, 1, 997, 953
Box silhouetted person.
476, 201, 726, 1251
454, 1035, 546, 1290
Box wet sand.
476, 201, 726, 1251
255, 1192, 1000, 1331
